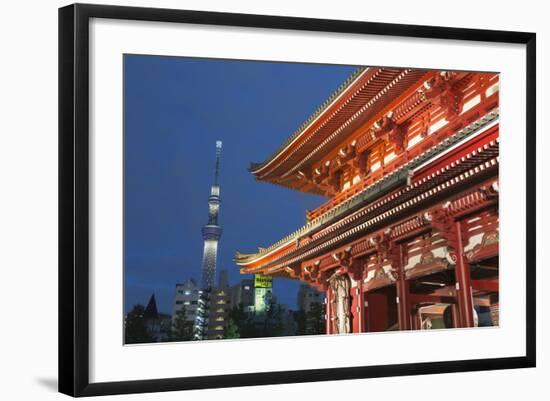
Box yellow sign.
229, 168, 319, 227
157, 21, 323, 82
254, 274, 273, 288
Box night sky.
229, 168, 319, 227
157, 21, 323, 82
124, 55, 356, 314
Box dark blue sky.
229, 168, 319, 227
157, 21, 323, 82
124, 55, 356, 314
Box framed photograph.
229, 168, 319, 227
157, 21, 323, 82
59, 3, 536, 397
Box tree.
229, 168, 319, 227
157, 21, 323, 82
264, 300, 285, 337
171, 305, 194, 342
225, 315, 240, 339
125, 304, 153, 344
305, 302, 325, 335
225, 303, 250, 339
295, 309, 307, 335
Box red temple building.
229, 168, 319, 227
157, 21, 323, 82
235, 67, 499, 334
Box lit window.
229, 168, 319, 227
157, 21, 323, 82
244, 286, 250, 290
184, 291, 191, 295
215, 326, 224, 331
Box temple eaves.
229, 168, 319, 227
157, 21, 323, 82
234, 109, 499, 267
248, 66, 368, 175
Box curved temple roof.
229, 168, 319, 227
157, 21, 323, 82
249, 66, 367, 174
249, 66, 433, 194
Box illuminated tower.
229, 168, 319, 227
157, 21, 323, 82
195, 141, 223, 338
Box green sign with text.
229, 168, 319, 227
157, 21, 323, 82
254, 274, 273, 288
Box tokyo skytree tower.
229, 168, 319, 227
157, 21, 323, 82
195, 141, 223, 339
200, 140, 223, 290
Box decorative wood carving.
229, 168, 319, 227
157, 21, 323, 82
401, 207, 458, 279
297, 167, 333, 195
479, 181, 499, 210
363, 263, 397, 291
313, 163, 330, 184
465, 230, 499, 262
456, 189, 499, 263
419, 111, 431, 138
284, 265, 301, 279
362, 229, 399, 289
336, 142, 357, 167
425, 205, 458, 261
420, 71, 464, 119
332, 246, 353, 268
352, 149, 371, 176
404, 245, 453, 280
370, 228, 393, 263
483, 181, 499, 196
373, 112, 408, 154
331, 247, 363, 281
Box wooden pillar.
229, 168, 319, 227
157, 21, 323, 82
454, 220, 475, 327
451, 304, 460, 328
396, 244, 412, 330
325, 287, 332, 334
351, 281, 364, 333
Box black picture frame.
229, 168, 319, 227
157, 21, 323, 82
59, 3, 536, 397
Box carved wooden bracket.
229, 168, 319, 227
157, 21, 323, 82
313, 163, 330, 184
284, 265, 302, 279
373, 113, 408, 154
420, 71, 464, 119
352, 149, 371, 176
331, 247, 364, 282
419, 112, 431, 138
332, 246, 353, 268
297, 167, 335, 196
479, 181, 499, 201
336, 142, 357, 167
425, 204, 459, 262
369, 229, 392, 264
388, 124, 408, 153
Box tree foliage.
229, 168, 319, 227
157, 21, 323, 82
125, 304, 153, 344
297, 301, 325, 335
305, 301, 325, 335
225, 301, 297, 339
171, 305, 195, 342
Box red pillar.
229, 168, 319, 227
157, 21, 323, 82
451, 304, 460, 328
325, 288, 332, 334
351, 281, 364, 333
455, 220, 475, 327
396, 244, 412, 330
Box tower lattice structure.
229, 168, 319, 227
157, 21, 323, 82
195, 141, 223, 339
